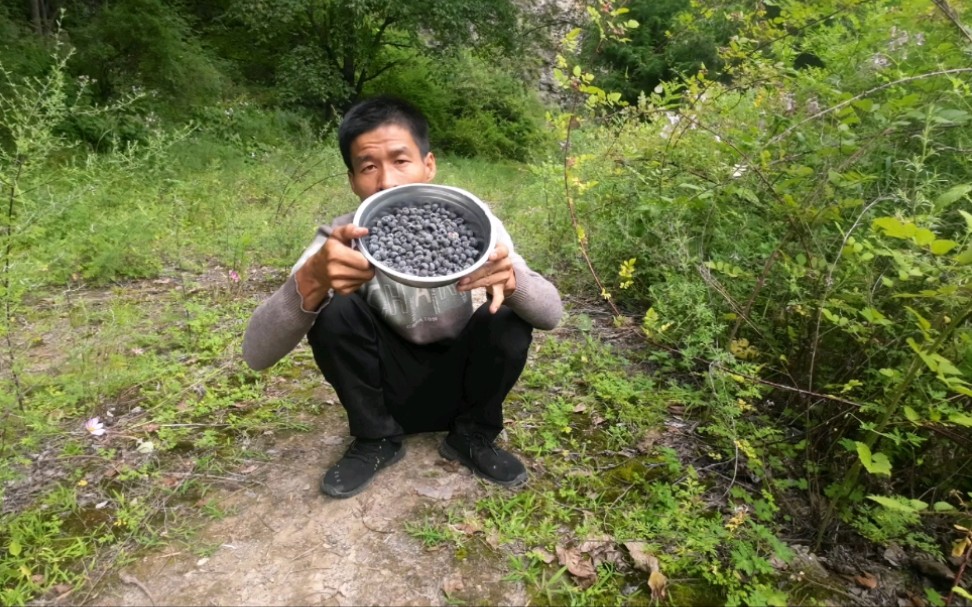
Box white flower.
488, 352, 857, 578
85, 417, 106, 436
869, 54, 891, 70
731, 164, 748, 179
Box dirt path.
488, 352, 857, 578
84, 286, 526, 606
89, 406, 527, 606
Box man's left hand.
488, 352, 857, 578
457, 243, 516, 313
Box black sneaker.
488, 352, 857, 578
439, 432, 528, 487
320, 438, 404, 498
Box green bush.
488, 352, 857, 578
545, 0, 972, 549
366, 51, 554, 162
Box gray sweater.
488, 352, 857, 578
243, 210, 563, 371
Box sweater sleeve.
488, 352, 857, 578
242, 225, 335, 371
242, 274, 321, 370
503, 261, 564, 330
490, 216, 564, 330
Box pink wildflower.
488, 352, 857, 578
85, 417, 106, 436
229, 270, 240, 283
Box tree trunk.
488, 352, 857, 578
31, 0, 44, 34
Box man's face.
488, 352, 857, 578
347, 124, 436, 200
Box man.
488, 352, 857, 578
243, 96, 562, 498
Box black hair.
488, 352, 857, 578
338, 96, 431, 171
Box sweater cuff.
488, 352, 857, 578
289, 274, 332, 315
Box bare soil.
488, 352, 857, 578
74, 280, 526, 607
87, 414, 527, 607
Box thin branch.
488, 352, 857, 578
767, 68, 972, 147
932, 0, 972, 45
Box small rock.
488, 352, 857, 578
910, 557, 954, 581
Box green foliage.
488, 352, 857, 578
65, 0, 226, 114
542, 0, 972, 554
580, 0, 734, 104
367, 51, 553, 162
484, 335, 796, 606
227, 0, 522, 109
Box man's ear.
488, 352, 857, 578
424, 152, 437, 182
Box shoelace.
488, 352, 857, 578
470, 434, 498, 456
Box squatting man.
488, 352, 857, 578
243, 96, 563, 498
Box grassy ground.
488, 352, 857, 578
0, 139, 944, 606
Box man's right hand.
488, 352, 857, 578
295, 224, 375, 309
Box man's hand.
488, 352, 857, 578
457, 243, 516, 313
295, 224, 375, 309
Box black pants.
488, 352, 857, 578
307, 293, 533, 442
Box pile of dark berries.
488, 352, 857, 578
364, 202, 485, 277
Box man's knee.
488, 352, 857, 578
473, 304, 533, 360
309, 293, 376, 344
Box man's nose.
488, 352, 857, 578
376, 167, 398, 192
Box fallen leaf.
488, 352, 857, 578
579, 536, 623, 567
854, 573, 878, 589
591, 414, 606, 427
528, 548, 556, 564
239, 464, 258, 475
415, 483, 455, 501
441, 573, 465, 595
649, 569, 668, 600
450, 521, 482, 536
573, 403, 587, 413
556, 544, 597, 582
624, 541, 660, 572
485, 530, 500, 549
636, 430, 661, 454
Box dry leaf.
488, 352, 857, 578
579, 537, 623, 567
648, 570, 668, 599
635, 430, 661, 454
239, 464, 258, 475
854, 573, 878, 589
573, 403, 587, 413
591, 414, 606, 427
450, 521, 482, 536
485, 530, 500, 549
556, 545, 597, 582
528, 548, 556, 564
442, 573, 465, 595
624, 541, 660, 572
952, 537, 971, 558
415, 484, 455, 501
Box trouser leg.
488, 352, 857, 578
308, 294, 533, 440
307, 293, 404, 440
452, 304, 534, 441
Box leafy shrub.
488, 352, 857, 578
366, 51, 554, 162
545, 0, 972, 550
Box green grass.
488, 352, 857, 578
0, 135, 560, 605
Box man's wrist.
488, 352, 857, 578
294, 262, 333, 312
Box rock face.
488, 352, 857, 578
518, 0, 586, 104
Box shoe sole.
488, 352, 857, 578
320, 443, 406, 499
438, 441, 528, 488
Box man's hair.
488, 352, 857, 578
338, 96, 431, 171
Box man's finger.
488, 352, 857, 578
489, 282, 505, 313
330, 223, 369, 245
